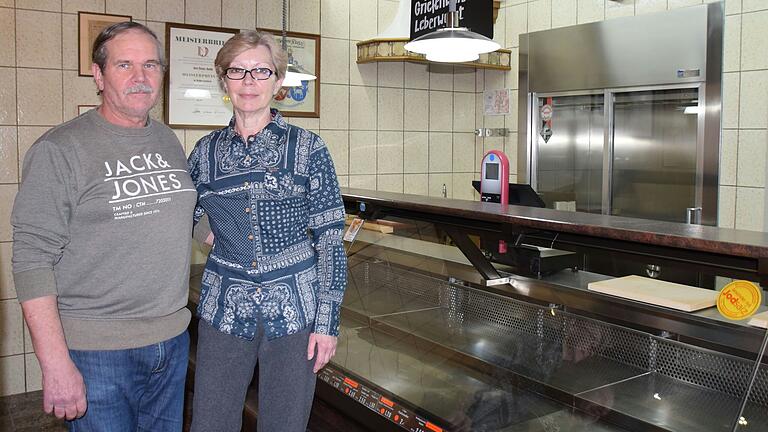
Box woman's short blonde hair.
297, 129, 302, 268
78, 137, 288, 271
215, 30, 288, 81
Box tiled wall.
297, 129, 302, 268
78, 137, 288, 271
0, 0, 765, 397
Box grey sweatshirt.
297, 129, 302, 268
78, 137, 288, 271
12, 109, 197, 350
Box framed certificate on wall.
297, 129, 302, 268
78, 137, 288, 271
78, 12, 132, 76
164, 23, 238, 128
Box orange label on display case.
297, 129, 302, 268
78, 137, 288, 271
717, 280, 762, 320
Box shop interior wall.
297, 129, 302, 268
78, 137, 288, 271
0, 0, 766, 396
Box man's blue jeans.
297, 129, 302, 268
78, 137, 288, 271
67, 331, 189, 432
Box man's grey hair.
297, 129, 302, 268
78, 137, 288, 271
92, 21, 165, 72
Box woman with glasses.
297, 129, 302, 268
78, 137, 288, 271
187, 30, 347, 432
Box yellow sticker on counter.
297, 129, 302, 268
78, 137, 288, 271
717, 280, 762, 320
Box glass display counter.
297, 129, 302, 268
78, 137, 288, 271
313, 188, 768, 432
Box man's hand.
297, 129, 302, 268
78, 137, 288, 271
41, 358, 87, 420
307, 333, 337, 373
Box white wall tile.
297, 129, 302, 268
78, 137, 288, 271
720, 129, 738, 186
404, 62, 429, 89
453, 93, 475, 133
17, 69, 62, 126
321, 0, 349, 39
453, 69, 475, 93
452, 173, 476, 200
742, 0, 768, 13
378, 87, 403, 131
723, 15, 741, 73
492, 4, 506, 47
735, 187, 764, 231
429, 132, 452, 172
349, 85, 377, 130
147, 0, 184, 22
429, 64, 453, 91
528, 0, 552, 33
290, 0, 320, 34
185, 0, 221, 26
378, 62, 404, 88
452, 133, 476, 173
349, 42, 377, 86
16, 10, 61, 69
553, 0, 577, 28
739, 70, 768, 129
578, 0, 605, 24
62, 14, 79, 71
404, 131, 428, 173
63, 71, 101, 122
428, 173, 452, 197
25, 353, 42, 392
321, 37, 350, 84
403, 89, 429, 131
105, 0, 147, 21
0, 126, 17, 183
377, 174, 403, 193
377, 0, 398, 34
63, 0, 105, 13
0, 9, 15, 67
349, 130, 376, 175
429, 91, 453, 132
0, 355, 25, 396
319, 84, 349, 129
404, 173, 428, 195
737, 129, 767, 187
320, 129, 349, 175
16, 0, 60, 12
0, 243, 14, 300
0, 300, 23, 356
506, 3, 528, 48
718, 185, 736, 228
349, 174, 376, 189
741, 10, 768, 71
350, 0, 377, 41
722, 72, 740, 129
222, 0, 258, 29
377, 131, 403, 174
0, 84, 14, 124
723, 0, 742, 15
257, 0, 282, 30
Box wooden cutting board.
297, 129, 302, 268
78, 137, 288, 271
748, 311, 768, 328
587, 275, 718, 312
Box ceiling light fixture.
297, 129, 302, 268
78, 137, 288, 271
281, 0, 315, 87
404, 0, 501, 63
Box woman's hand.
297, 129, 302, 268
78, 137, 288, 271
307, 333, 337, 373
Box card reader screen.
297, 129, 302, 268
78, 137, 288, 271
485, 163, 499, 180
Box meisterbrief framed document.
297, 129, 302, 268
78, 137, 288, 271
164, 22, 238, 128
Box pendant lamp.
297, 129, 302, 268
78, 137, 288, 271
281, 0, 316, 87
404, 1, 500, 63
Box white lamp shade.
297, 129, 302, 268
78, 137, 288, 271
282, 72, 303, 87
404, 27, 500, 63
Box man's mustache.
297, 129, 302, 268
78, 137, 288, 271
125, 84, 154, 94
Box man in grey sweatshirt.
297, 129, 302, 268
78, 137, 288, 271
11, 22, 196, 431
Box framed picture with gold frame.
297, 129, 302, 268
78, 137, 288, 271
77, 104, 98, 115
259, 28, 320, 118
78, 12, 132, 77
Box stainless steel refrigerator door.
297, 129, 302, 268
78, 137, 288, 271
611, 87, 700, 222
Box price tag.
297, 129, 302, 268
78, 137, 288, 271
343, 217, 365, 242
